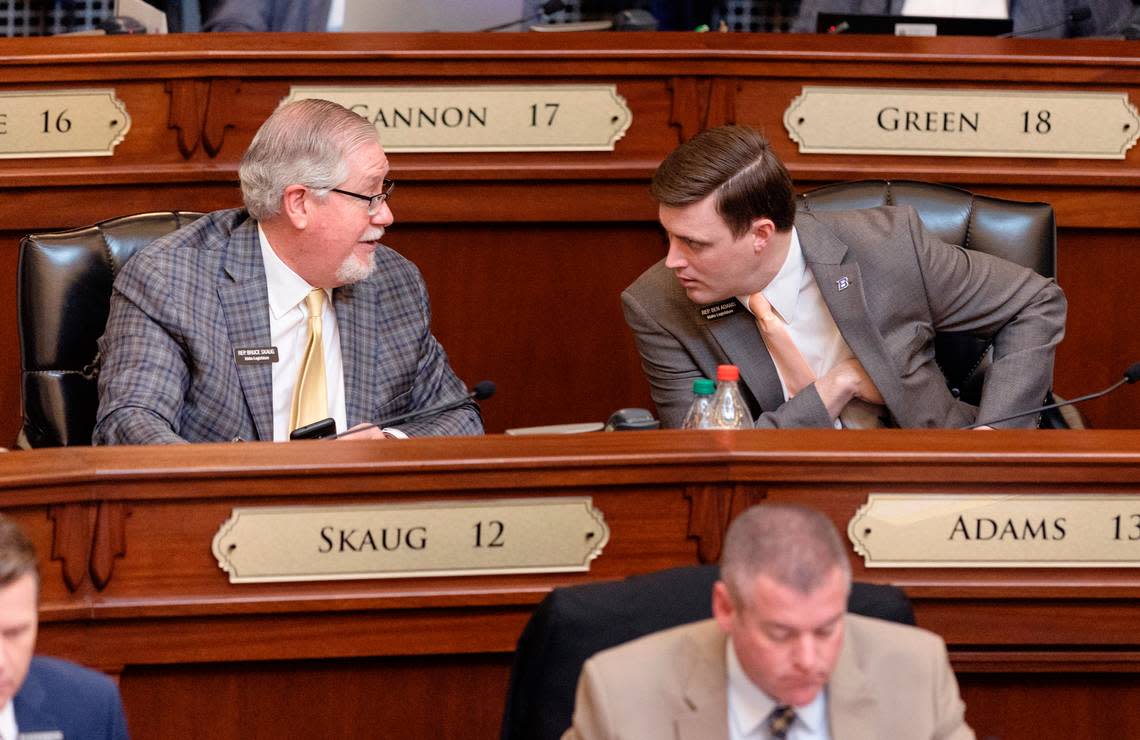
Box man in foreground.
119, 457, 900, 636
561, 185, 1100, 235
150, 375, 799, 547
95, 99, 481, 444
0, 515, 129, 739
622, 125, 1066, 429
563, 503, 973, 739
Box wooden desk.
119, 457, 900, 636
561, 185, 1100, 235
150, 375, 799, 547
1, 33, 1138, 443
3, 430, 1140, 738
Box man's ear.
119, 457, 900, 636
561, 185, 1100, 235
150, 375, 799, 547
281, 185, 310, 229
712, 580, 737, 633
750, 217, 777, 255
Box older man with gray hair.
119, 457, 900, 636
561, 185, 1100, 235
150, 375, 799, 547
95, 99, 481, 444
563, 503, 974, 740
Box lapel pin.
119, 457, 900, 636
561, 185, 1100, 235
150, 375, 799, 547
836, 276, 850, 291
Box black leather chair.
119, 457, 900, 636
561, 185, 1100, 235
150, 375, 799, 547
18, 212, 203, 447
797, 179, 1061, 422
499, 565, 914, 740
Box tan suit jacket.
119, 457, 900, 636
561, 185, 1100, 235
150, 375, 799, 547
562, 615, 975, 740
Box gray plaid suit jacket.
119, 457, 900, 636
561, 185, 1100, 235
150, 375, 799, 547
622, 206, 1066, 429
94, 209, 481, 444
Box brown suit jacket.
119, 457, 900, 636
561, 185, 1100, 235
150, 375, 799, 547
621, 206, 1066, 429
562, 615, 974, 740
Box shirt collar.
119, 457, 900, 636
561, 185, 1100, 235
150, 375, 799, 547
739, 227, 806, 324
725, 634, 828, 737
257, 223, 327, 319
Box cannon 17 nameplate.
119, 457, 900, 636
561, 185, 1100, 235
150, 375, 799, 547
784, 87, 1139, 159
282, 85, 631, 152
212, 497, 610, 583
849, 494, 1140, 567
0, 89, 130, 159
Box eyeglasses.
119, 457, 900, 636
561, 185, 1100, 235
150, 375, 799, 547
329, 179, 395, 215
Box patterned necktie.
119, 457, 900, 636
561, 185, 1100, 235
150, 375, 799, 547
289, 289, 328, 431
748, 292, 816, 398
766, 704, 797, 739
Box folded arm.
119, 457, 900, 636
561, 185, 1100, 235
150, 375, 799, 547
909, 210, 1067, 428
621, 288, 834, 429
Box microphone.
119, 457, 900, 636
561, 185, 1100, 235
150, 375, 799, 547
334, 381, 496, 439
1000, 5, 1091, 37
478, 0, 566, 32
965, 362, 1140, 429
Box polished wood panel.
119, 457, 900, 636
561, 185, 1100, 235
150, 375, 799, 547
961, 676, 1140, 740
1, 431, 1138, 738
1055, 229, 1140, 429
120, 656, 512, 739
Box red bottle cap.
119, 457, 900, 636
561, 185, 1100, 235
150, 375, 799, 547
716, 365, 739, 382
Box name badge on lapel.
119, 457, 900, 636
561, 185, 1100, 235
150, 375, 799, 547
20, 731, 65, 740
698, 299, 740, 322
233, 346, 279, 365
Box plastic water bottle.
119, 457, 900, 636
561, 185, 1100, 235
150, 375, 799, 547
709, 364, 753, 429
681, 378, 716, 429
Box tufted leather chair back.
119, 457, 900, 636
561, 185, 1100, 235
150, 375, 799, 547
18, 212, 203, 447
797, 180, 1056, 410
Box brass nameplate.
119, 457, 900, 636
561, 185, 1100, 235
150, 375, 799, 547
212, 497, 610, 583
0, 89, 130, 159
282, 85, 632, 152
849, 494, 1140, 568
784, 87, 1139, 159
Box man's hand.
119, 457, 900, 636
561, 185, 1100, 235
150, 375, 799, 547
813, 358, 885, 420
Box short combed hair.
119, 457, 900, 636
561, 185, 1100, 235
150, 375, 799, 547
0, 515, 38, 588
240, 98, 380, 221
650, 125, 796, 236
720, 504, 852, 607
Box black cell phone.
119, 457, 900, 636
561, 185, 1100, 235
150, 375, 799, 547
289, 417, 337, 440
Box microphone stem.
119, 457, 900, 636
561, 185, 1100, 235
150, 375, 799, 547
968, 377, 1128, 429
479, 11, 541, 33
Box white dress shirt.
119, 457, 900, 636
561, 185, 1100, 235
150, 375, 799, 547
902, 0, 1008, 18
0, 699, 18, 740
258, 226, 349, 442
740, 227, 883, 428
726, 637, 831, 740
326, 0, 345, 30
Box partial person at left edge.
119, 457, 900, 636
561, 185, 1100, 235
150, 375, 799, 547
0, 514, 130, 740
94, 99, 482, 445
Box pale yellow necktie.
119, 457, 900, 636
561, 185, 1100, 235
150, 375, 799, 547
748, 292, 817, 398
289, 289, 328, 431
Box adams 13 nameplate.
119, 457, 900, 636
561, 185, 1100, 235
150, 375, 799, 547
849, 494, 1140, 567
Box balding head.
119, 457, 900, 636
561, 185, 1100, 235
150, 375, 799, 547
719, 503, 852, 608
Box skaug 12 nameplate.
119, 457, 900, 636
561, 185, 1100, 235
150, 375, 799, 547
212, 497, 610, 583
